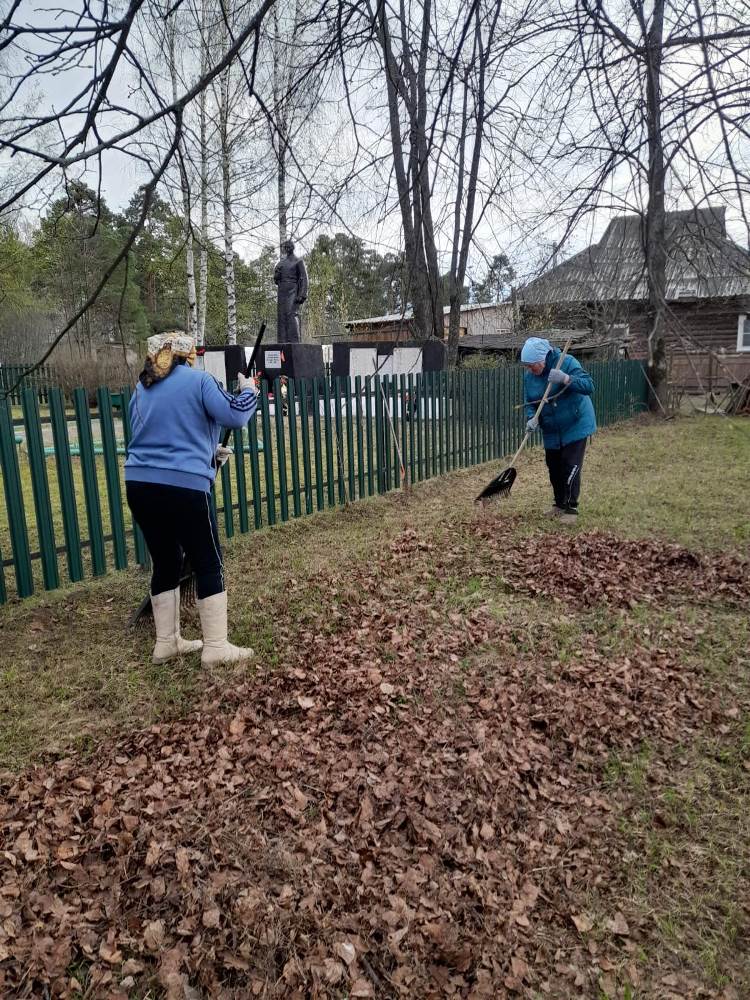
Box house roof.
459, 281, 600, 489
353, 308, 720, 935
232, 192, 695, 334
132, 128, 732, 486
346, 310, 414, 328
346, 301, 514, 327
456, 329, 596, 352
521, 207, 750, 305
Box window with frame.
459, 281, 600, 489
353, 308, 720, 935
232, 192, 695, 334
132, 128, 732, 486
738, 315, 750, 352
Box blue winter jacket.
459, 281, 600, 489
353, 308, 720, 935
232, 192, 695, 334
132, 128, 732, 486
125, 364, 257, 492
524, 348, 596, 449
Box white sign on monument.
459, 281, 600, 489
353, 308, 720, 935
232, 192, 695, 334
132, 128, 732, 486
391, 347, 422, 375
202, 351, 228, 389
350, 348, 378, 380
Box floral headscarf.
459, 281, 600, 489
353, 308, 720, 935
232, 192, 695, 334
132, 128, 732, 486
139, 331, 197, 388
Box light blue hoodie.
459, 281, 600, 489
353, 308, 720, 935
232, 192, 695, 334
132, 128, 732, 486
125, 364, 257, 492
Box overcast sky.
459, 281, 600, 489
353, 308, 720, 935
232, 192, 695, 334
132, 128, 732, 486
3, 0, 748, 290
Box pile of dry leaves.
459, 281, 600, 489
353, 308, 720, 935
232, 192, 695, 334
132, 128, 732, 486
473, 526, 749, 609
0, 528, 747, 999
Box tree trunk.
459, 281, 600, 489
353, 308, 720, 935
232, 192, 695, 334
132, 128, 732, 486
446, 8, 492, 365
219, 65, 237, 345
372, 0, 431, 341
272, 6, 289, 251
414, 0, 442, 342
197, 6, 209, 347
277, 130, 287, 251
168, 20, 198, 338
644, 0, 668, 412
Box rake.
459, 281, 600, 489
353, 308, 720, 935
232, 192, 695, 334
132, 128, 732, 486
475, 336, 572, 502
131, 323, 265, 627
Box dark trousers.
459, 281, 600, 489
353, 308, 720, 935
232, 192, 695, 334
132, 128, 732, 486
126, 481, 224, 599
545, 437, 587, 512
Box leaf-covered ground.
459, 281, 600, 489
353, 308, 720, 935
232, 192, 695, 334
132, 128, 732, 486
1, 415, 749, 998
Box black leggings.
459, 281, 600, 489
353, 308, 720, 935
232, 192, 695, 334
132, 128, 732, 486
126, 481, 224, 599
544, 437, 587, 512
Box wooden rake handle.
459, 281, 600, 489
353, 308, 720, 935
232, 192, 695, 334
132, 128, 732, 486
508, 335, 573, 467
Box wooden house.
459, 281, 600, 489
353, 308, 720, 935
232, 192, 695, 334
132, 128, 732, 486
521, 207, 750, 391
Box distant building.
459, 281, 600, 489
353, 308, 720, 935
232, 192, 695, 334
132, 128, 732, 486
344, 301, 515, 343
520, 207, 750, 390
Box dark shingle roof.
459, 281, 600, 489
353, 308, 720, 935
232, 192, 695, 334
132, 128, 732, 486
522, 207, 750, 305
457, 330, 591, 351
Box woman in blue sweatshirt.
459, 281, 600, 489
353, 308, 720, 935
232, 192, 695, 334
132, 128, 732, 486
125, 332, 258, 666
521, 337, 596, 524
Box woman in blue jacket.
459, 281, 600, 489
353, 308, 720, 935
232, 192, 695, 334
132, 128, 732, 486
125, 332, 258, 666
521, 337, 596, 524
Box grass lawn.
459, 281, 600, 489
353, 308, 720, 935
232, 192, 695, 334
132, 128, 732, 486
0, 413, 748, 998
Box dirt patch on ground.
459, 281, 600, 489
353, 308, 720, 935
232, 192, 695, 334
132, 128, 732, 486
2, 528, 748, 999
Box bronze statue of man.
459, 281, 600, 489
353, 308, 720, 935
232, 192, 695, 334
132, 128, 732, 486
274, 239, 308, 343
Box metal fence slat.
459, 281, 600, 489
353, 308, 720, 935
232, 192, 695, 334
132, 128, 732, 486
273, 378, 289, 521
21, 388, 59, 590
287, 380, 302, 517
0, 395, 34, 597
74, 388, 106, 577
260, 383, 276, 526
299, 380, 314, 514
118, 386, 148, 568
96, 387, 128, 570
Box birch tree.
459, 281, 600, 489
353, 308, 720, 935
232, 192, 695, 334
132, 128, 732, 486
167, 15, 199, 338
197, 1, 212, 346
217, 45, 238, 346
549, 0, 750, 408
264, 0, 329, 251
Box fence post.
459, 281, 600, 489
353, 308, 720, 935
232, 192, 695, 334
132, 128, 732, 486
311, 378, 325, 511
220, 456, 234, 538
399, 374, 409, 486
118, 386, 148, 568
344, 377, 356, 499
287, 380, 302, 518
355, 376, 365, 500
422, 373, 431, 479
431, 371, 440, 476
232, 425, 250, 533
333, 376, 346, 503
374, 375, 385, 493
0, 395, 34, 597
72, 388, 106, 576
487, 370, 495, 460
21, 387, 60, 591
446, 371, 455, 472
322, 377, 336, 506
407, 373, 416, 484
260, 382, 276, 526
247, 408, 263, 530
365, 376, 375, 497
299, 379, 314, 515
415, 373, 424, 481
96, 387, 128, 570
437, 371, 445, 476
273, 377, 289, 521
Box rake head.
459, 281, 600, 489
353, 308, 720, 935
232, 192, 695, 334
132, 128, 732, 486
475, 465, 517, 502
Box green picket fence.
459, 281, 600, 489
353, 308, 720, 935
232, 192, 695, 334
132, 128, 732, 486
0, 361, 648, 604
0, 363, 56, 405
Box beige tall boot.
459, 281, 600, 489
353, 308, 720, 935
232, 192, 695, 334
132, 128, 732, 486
197, 591, 254, 667
151, 588, 203, 664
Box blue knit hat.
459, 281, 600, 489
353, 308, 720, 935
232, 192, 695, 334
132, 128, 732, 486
520, 337, 552, 364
